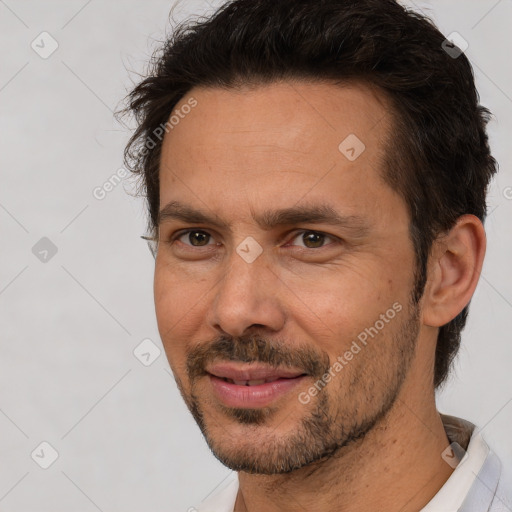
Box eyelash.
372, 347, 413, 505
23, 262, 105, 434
166, 229, 338, 250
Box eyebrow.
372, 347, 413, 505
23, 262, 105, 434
158, 200, 371, 235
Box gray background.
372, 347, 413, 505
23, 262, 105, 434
1, 0, 511, 510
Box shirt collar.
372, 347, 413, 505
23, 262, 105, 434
421, 414, 502, 512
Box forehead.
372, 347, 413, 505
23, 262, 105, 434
163, 80, 391, 160
158, 80, 403, 228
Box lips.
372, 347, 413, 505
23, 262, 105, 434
206, 362, 306, 383
224, 378, 277, 386
205, 362, 308, 407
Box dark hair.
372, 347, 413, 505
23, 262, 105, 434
119, 0, 497, 389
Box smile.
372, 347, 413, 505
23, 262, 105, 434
205, 362, 308, 407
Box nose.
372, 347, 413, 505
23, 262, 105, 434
206, 247, 286, 337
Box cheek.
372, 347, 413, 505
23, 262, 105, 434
153, 267, 191, 364
154, 263, 203, 325
154, 264, 214, 368
288, 264, 409, 357
154, 267, 172, 331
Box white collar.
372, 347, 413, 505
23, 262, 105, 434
422, 415, 501, 512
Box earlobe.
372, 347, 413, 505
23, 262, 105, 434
422, 215, 486, 328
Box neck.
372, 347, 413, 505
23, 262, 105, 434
234, 381, 453, 512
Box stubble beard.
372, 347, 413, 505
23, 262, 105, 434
173, 301, 420, 475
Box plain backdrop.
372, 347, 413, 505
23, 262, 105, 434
1, 1, 511, 510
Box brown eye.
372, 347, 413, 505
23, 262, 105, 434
302, 232, 325, 248
178, 230, 213, 246
289, 230, 334, 249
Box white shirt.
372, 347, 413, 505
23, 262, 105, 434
193, 415, 511, 512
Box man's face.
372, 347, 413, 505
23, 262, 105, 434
154, 81, 421, 474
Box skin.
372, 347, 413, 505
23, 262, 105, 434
154, 81, 486, 511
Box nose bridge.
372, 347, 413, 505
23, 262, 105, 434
208, 240, 284, 335
217, 242, 269, 310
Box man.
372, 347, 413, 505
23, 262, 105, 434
120, 0, 510, 509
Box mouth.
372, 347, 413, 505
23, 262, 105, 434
205, 362, 309, 408
206, 362, 307, 381
217, 376, 288, 386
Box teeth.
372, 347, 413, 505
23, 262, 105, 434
231, 379, 267, 386
248, 379, 266, 386
221, 377, 291, 385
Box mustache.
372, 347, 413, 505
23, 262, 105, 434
186, 333, 331, 381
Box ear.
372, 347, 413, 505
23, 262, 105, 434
422, 215, 487, 327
